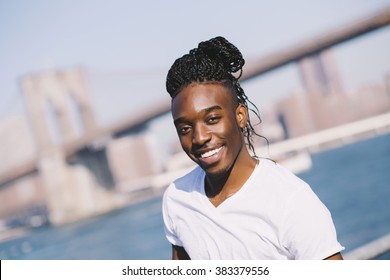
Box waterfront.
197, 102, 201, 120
1, 133, 390, 260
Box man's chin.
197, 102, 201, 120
202, 164, 231, 179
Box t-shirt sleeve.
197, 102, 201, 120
162, 185, 183, 247
280, 185, 344, 260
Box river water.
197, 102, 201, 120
1, 133, 390, 260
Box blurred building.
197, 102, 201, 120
273, 48, 390, 139
0, 115, 42, 224
106, 133, 161, 191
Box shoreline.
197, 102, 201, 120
0, 227, 30, 243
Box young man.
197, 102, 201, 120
163, 36, 344, 260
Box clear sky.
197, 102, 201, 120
1, 0, 390, 125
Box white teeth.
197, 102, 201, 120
200, 147, 223, 158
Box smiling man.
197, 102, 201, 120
162, 36, 344, 260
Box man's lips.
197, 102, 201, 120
199, 146, 223, 158
194, 145, 225, 167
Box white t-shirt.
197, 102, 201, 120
162, 158, 344, 259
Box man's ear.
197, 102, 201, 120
235, 104, 248, 129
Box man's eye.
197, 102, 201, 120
178, 126, 191, 135
207, 116, 221, 124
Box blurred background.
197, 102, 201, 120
1, 0, 390, 260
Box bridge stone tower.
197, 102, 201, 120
22, 68, 96, 152
21, 68, 123, 225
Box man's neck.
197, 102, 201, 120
205, 151, 257, 198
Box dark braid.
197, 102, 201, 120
166, 36, 266, 157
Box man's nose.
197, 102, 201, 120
192, 123, 211, 146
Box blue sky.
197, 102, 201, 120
1, 0, 390, 125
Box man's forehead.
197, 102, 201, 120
172, 83, 232, 112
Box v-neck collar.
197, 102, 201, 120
199, 159, 262, 211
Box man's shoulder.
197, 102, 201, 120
175, 165, 203, 182
256, 158, 310, 193
166, 166, 204, 194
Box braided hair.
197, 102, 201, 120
166, 36, 264, 157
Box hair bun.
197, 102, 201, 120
167, 36, 245, 97
194, 36, 245, 75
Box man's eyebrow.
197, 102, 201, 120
204, 105, 222, 114
174, 105, 222, 126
